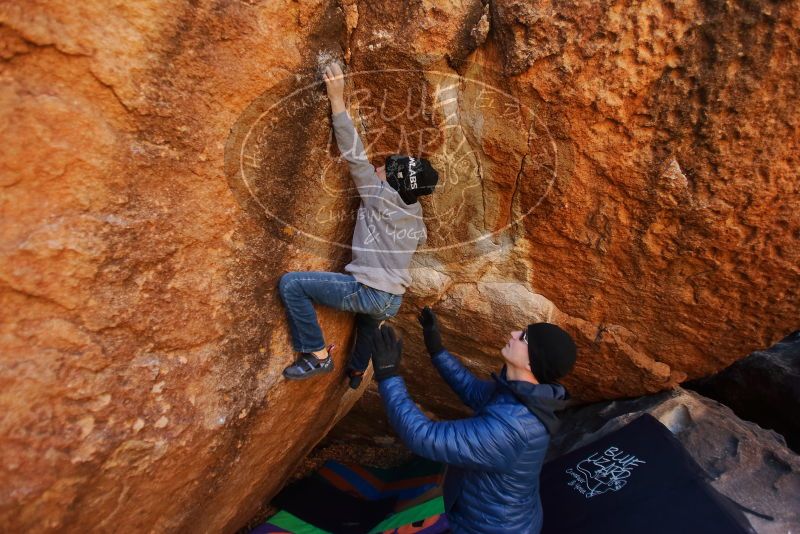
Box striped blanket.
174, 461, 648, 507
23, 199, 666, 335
250, 456, 448, 534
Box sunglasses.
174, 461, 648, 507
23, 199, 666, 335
519, 327, 528, 344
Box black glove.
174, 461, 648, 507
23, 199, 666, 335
371, 325, 403, 382
418, 306, 443, 356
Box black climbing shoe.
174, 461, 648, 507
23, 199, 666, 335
346, 367, 366, 389
283, 345, 335, 380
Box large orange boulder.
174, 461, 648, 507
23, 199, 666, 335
334, 0, 800, 433
1, 1, 364, 531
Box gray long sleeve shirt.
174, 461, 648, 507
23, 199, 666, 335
331, 110, 427, 295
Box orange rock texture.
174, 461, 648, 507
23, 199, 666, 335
0, 0, 798, 532
1, 2, 363, 532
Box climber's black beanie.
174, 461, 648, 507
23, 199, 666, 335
385, 155, 438, 205
526, 323, 577, 384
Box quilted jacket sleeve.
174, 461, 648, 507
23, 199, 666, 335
378, 376, 525, 472
431, 350, 496, 412
331, 110, 382, 201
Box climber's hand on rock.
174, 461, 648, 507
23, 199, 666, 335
323, 62, 345, 110
371, 325, 403, 382
418, 306, 444, 357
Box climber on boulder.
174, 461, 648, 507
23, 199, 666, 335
370, 307, 577, 534
279, 62, 439, 388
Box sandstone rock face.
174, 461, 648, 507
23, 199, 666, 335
1, 2, 362, 532
546, 388, 800, 533
1, 0, 798, 532
333, 0, 800, 436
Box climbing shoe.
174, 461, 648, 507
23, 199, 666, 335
283, 345, 335, 380
346, 367, 366, 389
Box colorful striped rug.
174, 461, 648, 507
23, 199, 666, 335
250, 456, 448, 534
251, 496, 449, 534
316, 456, 444, 505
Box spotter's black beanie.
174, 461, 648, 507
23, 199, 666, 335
527, 323, 577, 384
386, 155, 438, 204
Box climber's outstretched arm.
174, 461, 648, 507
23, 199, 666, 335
323, 63, 380, 197
323, 62, 347, 115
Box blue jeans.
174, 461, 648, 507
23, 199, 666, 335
278, 272, 403, 372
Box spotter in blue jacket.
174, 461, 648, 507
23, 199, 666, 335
378, 348, 569, 534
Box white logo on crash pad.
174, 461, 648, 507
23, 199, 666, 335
565, 446, 646, 498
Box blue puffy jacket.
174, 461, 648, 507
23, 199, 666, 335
378, 349, 568, 534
